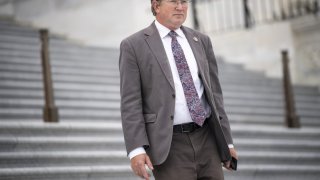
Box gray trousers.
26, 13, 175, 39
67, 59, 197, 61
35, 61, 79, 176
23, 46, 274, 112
152, 123, 224, 180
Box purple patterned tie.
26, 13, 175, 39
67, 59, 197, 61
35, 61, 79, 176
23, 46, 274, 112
169, 31, 206, 126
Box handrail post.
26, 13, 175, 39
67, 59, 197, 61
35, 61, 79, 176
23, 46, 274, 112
40, 29, 59, 123
192, 0, 200, 30
281, 50, 300, 128
243, 0, 253, 29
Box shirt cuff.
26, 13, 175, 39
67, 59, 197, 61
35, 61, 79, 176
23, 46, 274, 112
228, 144, 234, 148
128, 147, 146, 160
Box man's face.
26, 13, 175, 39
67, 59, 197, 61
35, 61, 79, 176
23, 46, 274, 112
154, 0, 188, 30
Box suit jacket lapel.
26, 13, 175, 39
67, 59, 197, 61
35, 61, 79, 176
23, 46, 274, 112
144, 23, 175, 90
181, 26, 208, 85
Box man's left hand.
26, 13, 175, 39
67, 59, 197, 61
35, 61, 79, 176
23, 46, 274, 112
223, 148, 238, 171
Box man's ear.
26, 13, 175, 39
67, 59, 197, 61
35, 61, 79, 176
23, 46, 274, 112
152, 0, 160, 14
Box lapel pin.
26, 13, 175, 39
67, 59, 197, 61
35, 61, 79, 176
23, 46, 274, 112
193, 37, 198, 42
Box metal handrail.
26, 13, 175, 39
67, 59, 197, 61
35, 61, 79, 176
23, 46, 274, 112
281, 50, 300, 128
40, 29, 59, 123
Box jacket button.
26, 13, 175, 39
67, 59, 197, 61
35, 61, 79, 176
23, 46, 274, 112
170, 115, 174, 120
172, 94, 175, 98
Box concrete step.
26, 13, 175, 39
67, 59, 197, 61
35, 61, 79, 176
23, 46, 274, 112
50, 45, 118, 58
0, 80, 42, 89
0, 71, 42, 81
0, 70, 287, 88
3, 97, 317, 116
1, 105, 317, 127
59, 109, 121, 119
0, 164, 319, 180
224, 164, 320, 180
1, 150, 318, 169
239, 151, 320, 165
0, 165, 136, 180
0, 121, 122, 137
56, 100, 120, 109
0, 26, 39, 38
51, 59, 118, 70
0, 55, 40, 64
224, 91, 320, 104
229, 114, 320, 127
55, 90, 119, 100
0, 71, 119, 85
234, 138, 320, 152
1, 69, 315, 95
0, 118, 43, 122
224, 99, 283, 108
0, 63, 41, 73
0, 34, 39, 45
0, 89, 119, 102
2, 79, 317, 99
0, 42, 39, 51
51, 67, 119, 77
52, 74, 119, 85
0, 80, 120, 92
226, 106, 284, 116
0, 55, 117, 70
0, 108, 42, 119
2, 107, 319, 126
220, 71, 265, 78
0, 136, 125, 152
227, 105, 320, 117
231, 125, 320, 140
222, 84, 319, 96
4, 88, 317, 107
0, 98, 120, 108
49, 53, 116, 63
0, 151, 128, 168
0, 49, 117, 66
54, 83, 119, 92
225, 98, 320, 110
0, 108, 121, 120
0, 89, 43, 99
220, 78, 282, 87
0, 62, 119, 76
0, 20, 37, 31
1, 121, 318, 140
0, 49, 39, 58
0, 34, 116, 55
50, 50, 118, 61
0, 98, 43, 107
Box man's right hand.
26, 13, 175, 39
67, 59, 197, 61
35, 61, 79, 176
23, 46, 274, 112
131, 153, 154, 180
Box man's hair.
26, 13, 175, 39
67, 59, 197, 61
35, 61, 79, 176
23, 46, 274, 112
151, 0, 160, 16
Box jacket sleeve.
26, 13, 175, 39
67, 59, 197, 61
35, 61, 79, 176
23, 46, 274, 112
119, 38, 149, 154
203, 35, 233, 145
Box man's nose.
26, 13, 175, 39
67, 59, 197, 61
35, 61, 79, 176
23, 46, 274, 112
176, 2, 183, 10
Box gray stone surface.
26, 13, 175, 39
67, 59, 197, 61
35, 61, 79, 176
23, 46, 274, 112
0, 18, 320, 180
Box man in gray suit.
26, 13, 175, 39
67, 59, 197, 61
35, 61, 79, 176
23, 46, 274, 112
119, 0, 237, 179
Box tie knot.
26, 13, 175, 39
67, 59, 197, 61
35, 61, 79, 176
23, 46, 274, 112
168, 31, 178, 38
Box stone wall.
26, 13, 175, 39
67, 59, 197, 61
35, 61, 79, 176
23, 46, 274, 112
0, 0, 194, 47
292, 15, 320, 87
208, 15, 320, 88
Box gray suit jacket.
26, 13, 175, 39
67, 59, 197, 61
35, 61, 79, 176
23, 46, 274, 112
119, 22, 233, 165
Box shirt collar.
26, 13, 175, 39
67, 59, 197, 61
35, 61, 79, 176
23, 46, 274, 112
155, 20, 186, 39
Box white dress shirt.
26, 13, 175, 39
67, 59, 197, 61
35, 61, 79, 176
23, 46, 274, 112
155, 20, 211, 125
128, 20, 233, 159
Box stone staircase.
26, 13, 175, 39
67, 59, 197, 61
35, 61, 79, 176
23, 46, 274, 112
0, 18, 320, 180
